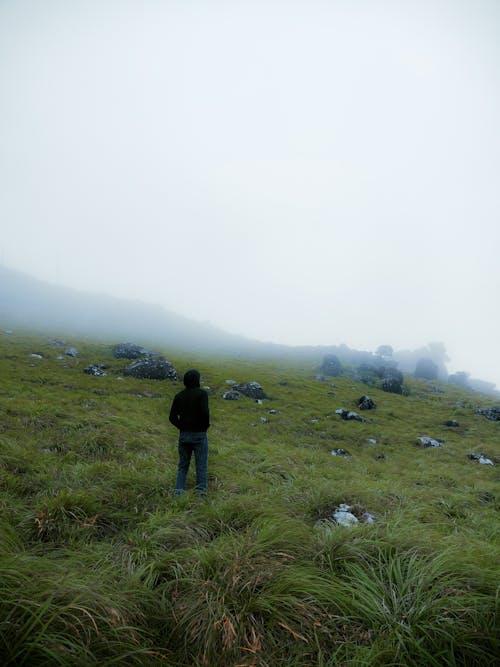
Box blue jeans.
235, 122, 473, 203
175, 431, 208, 496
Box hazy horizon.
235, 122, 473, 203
1, 1, 499, 385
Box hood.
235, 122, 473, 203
183, 369, 201, 388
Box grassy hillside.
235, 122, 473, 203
0, 329, 498, 666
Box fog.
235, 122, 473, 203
1, 1, 500, 386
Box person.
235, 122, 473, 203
169, 369, 210, 496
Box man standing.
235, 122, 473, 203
169, 369, 210, 496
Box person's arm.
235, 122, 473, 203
169, 396, 181, 429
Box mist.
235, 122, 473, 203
1, 1, 499, 386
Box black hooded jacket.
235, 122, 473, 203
169, 369, 210, 432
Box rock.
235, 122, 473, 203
259, 417, 269, 424
84, 364, 107, 377
444, 420, 460, 427
468, 453, 494, 466
414, 357, 438, 380
268, 409, 278, 415
3, 330, 13, 335
335, 408, 365, 422
225, 379, 237, 385
416, 436, 444, 448
316, 503, 376, 530
222, 390, 240, 400
358, 395, 376, 410
65, 347, 78, 357
475, 407, 500, 421
367, 438, 377, 445
331, 448, 351, 458
279, 380, 288, 386
113, 343, 154, 359
234, 381, 268, 400
50, 339, 67, 347
320, 354, 343, 377
380, 368, 404, 394
334, 508, 359, 526
123, 358, 178, 381
30, 353, 43, 359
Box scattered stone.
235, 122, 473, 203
123, 358, 178, 381
475, 407, 500, 422
222, 390, 240, 400
65, 347, 78, 357
375, 453, 385, 460
333, 506, 359, 526
367, 438, 377, 445
335, 408, 366, 422
225, 379, 237, 385
50, 339, 67, 347
234, 382, 268, 400
255, 399, 263, 405
84, 364, 108, 377
311, 418, 320, 423
30, 353, 43, 359
268, 409, 278, 415
416, 436, 444, 448
113, 343, 154, 359
315, 503, 376, 531
429, 385, 445, 394
331, 448, 351, 459
468, 453, 494, 466
259, 417, 269, 424
358, 395, 376, 410
279, 380, 288, 386
444, 420, 460, 427
327, 391, 336, 398
380, 369, 404, 394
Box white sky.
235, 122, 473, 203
1, 0, 500, 385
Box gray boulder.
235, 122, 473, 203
468, 453, 494, 466
416, 436, 444, 448
380, 368, 404, 394
233, 382, 268, 400
358, 395, 376, 410
320, 354, 343, 377
84, 364, 107, 377
113, 343, 154, 359
331, 448, 351, 459
222, 390, 240, 400
444, 419, 460, 427
475, 406, 500, 421
123, 358, 178, 380
335, 408, 366, 422
65, 347, 78, 357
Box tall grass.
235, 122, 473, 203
0, 329, 498, 664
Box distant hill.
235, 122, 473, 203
1, 266, 497, 395
0, 265, 278, 355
